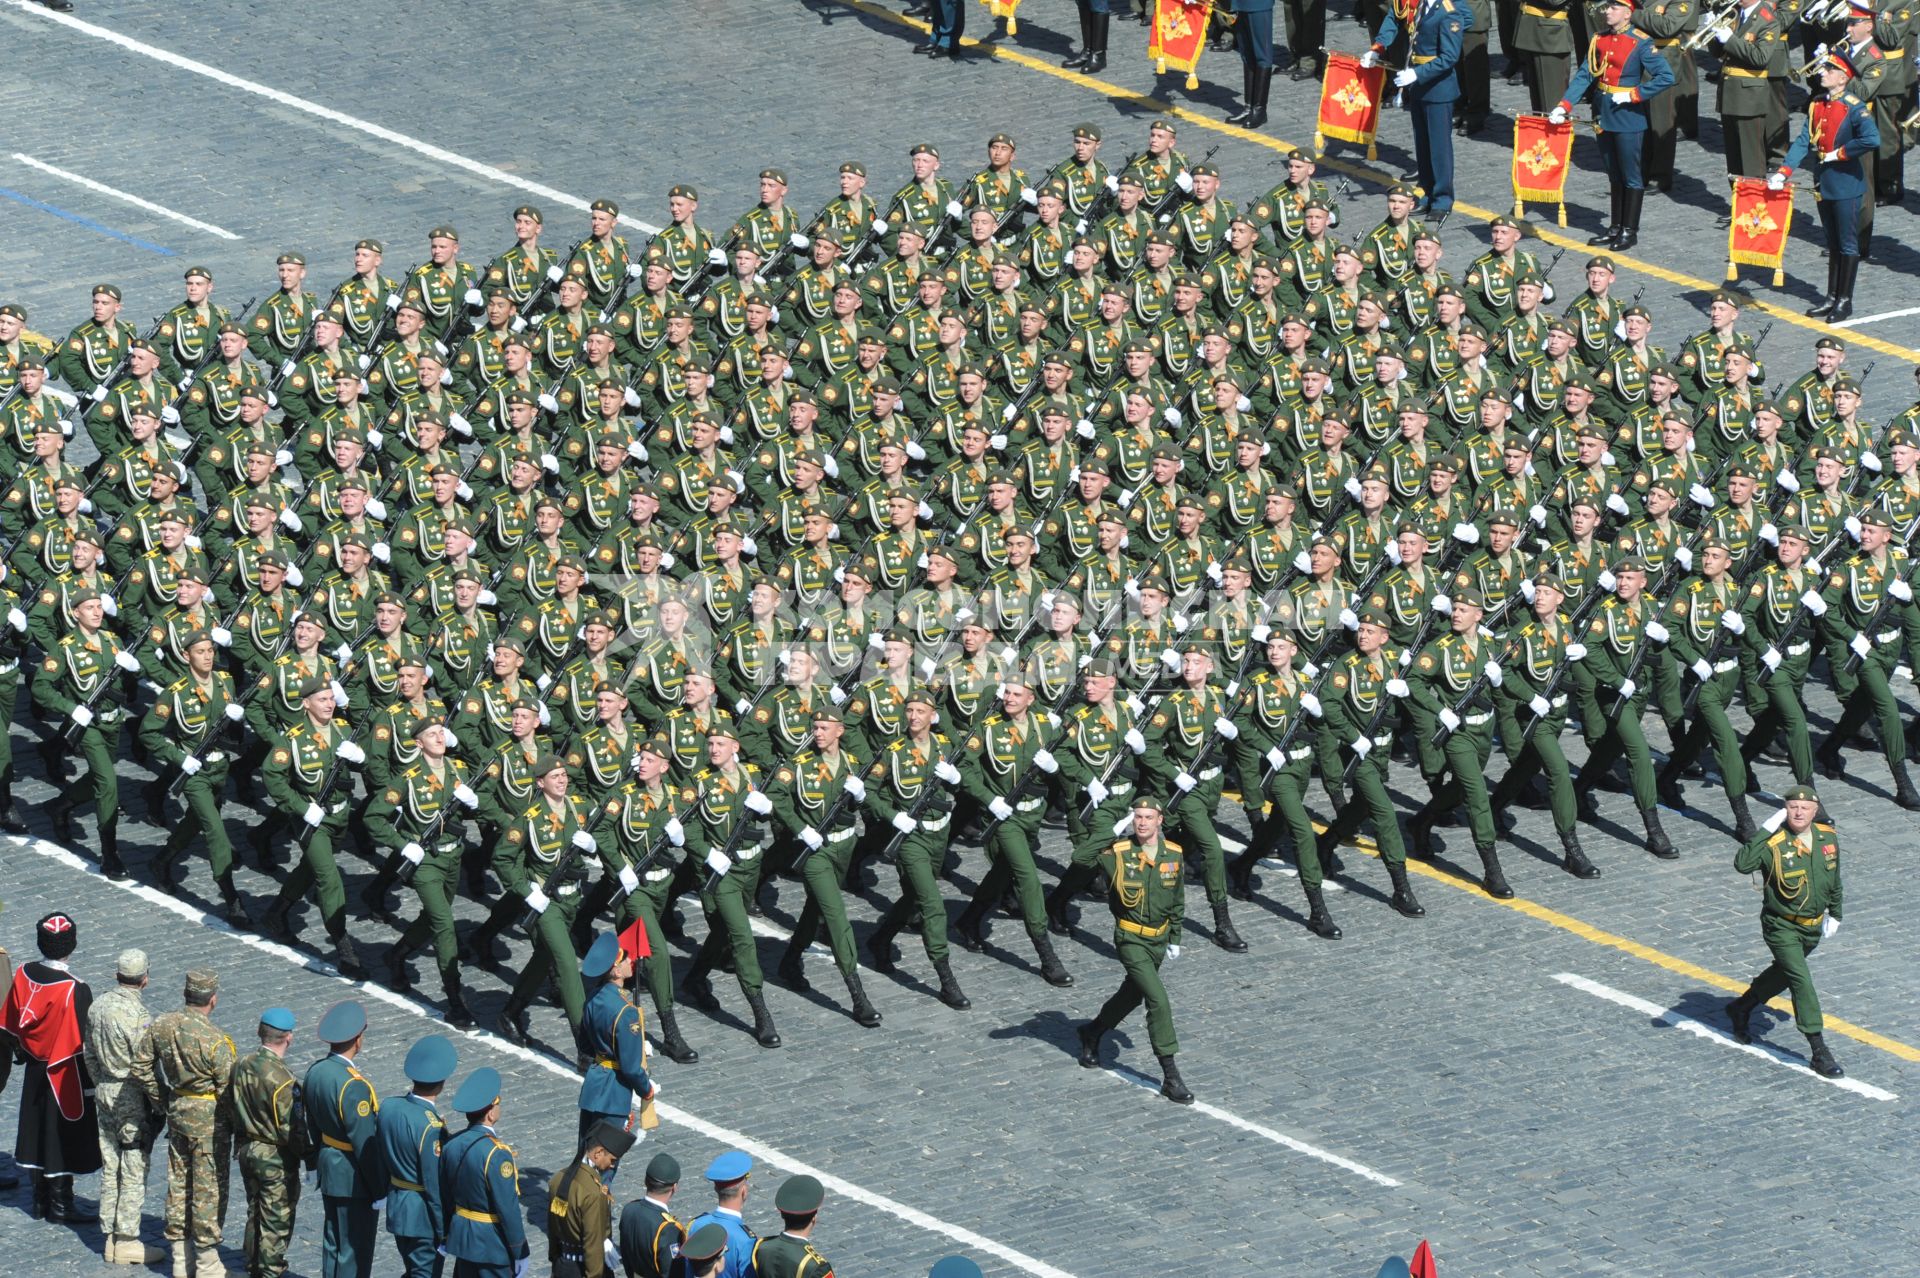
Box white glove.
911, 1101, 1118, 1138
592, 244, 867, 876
664, 816, 685, 846
1776, 469, 1799, 492
1801, 590, 1827, 617
735, 697, 753, 716
1174, 171, 1194, 193
175, 753, 201, 776
1893, 579, 1914, 603
159, 403, 180, 424
540, 452, 559, 475
1174, 770, 1197, 792
331, 679, 351, 707
538, 392, 559, 413
1166, 944, 1181, 960
1520, 579, 1537, 603
1206, 561, 1224, 585
945, 199, 965, 218
1762, 646, 1782, 672
1766, 172, 1786, 192
1349, 735, 1372, 757
892, 810, 917, 834
1688, 484, 1714, 509
1844, 515, 1864, 540
1171, 613, 1191, 634
454, 783, 479, 809
1430, 595, 1452, 616
100, 594, 118, 617
334, 643, 354, 665
1160, 647, 1183, 671
1032, 748, 1059, 773
182, 532, 199, 550
1384, 540, 1403, 566
935, 760, 962, 786
844, 775, 865, 801
989, 796, 1015, 821
1344, 476, 1364, 500
449, 412, 472, 437
1691, 658, 1713, 681
5, 607, 25, 633
1851, 632, 1873, 658
1394, 68, 1417, 87
828, 685, 847, 705
1383, 678, 1408, 698
476, 589, 496, 606
1822, 915, 1840, 939
1528, 694, 1551, 718
1606, 492, 1630, 517
1125, 728, 1147, 754
224, 701, 245, 722
706, 248, 727, 267
1643, 620, 1670, 644
276, 505, 304, 534
1548, 106, 1569, 125
1485, 661, 1503, 687
285, 564, 305, 588
1213, 717, 1239, 741
1452, 522, 1480, 545
401, 841, 425, 865
797, 827, 824, 852
1301, 692, 1323, 718
1758, 522, 1778, 547
1719, 610, 1746, 635
1085, 777, 1113, 807
566, 828, 595, 853
303, 801, 326, 828
330, 739, 365, 766
1340, 607, 1359, 630
207, 624, 233, 648
1862, 451, 1882, 473
1360, 49, 1380, 68
1293, 550, 1313, 574
1617, 678, 1637, 700
743, 789, 773, 815
1257, 745, 1282, 770
704, 849, 732, 876
871, 217, 891, 234
1439, 708, 1461, 732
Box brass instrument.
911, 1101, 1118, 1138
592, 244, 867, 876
1683, 0, 1741, 50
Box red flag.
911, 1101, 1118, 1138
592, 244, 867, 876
1315, 52, 1388, 160
1511, 115, 1576, 227
619, 917, 651, 961
1727, 178, 1796, 288
1411, 1239, 1438, 1278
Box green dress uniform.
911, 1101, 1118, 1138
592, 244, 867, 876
131, 995, 238, 1265
1228, 659, 1339, 929
1730, 816, 1843, 1048
34, 623, 138, 861
229, 1038, 307, 1278
1406, 620, 1506, 877
1076, 821, 1191, 1102
769, 742, 874, 1016
138, 668, 245, 901
590, 776, 700, 1062
497, 790, 599, 1035
679, 760, 780, 1042
1314, 636, 1425, 913
1486, 606, 1583, 844
1142, 675, 1251, 946
366, 756, 481, 1019
1814, 536, 1920, 802
1735, 558, 1820, 784
260, 714, 368, 963
864, 732, 971, 1007
1047, 693, 1145, 920
1568, 586, 1676, 858
1658, 570, 1755, 833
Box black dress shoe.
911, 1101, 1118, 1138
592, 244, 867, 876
1076, 1022, 1102, 1068
912, 41, 938, 54
41, 0, 75, 10
1726, 998, 1752, 1044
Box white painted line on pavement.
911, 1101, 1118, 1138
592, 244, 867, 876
1218, 832, 1347, 891
6, 831, 1082, 1278
11, 152, 241, 240
1832, 305, 1920, 329
1552, 972, 1897, 1102
5, 3, 662, 236
1102, 1063, 1401, 1187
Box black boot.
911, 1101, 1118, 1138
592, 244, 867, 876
1407, 804, 1439, 860
441, 969, 476, 1029
98, 822, 128, 881
1477, 842, 1515, 899
866, 926, 898, 974
745, 988, 781, 1048
1386, 863, 1426, 917
1655, 766, 1687, 813
776, 947, 810, 992
150, 843, 183, 894
1063, 5, 1092, 67
1033, 933, 1074, 987
1807, 1032, 1844, 1078
359, 863, 400, 922
218, 877, 252, 931
953, 903, 988, 952
29, 1171, 47, 1219
1082, 12, 1108, 72
46, 1175, 83, 1223
934, 957, 971, 1009
1157, 1053, 1194, 1104
1243, 67, 1271, 128
1047, 862, 1096, 933
497, 997, 531, 1045
1728, 791, 1760, 842
1726, 993, 1753, 1043
1302, 884, 1342, 939
1225, 62, 1256, 125
1814, 738, 1845, 780
1807, 255, 1838, 318
386, 938, 419, 991
657, 1008, 699, 1063
1076, 1021, 1103, 1068
1893, 762, 1920, 810
259, 897, 294, 943
1641, 807, 1677, 859
1560, 828, 1601, 879
1613, 189, 1643, 250
0, 784, 25, 835
1589, 187, 1621, 246
844, 970, 882, 1028
334, 930, 367, 979
1826, 255, 1857, 324
1210, 899, 1247, 953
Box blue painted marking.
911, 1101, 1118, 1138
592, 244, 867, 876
0, 185, 176, 256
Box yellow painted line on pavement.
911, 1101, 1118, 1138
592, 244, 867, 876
835, 0, 1920, 367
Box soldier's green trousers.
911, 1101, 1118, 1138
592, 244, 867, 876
1823, 638, 1904, 772
1490, 700, 1578, 834
167, 764, 235, 879
1745, 914, 1827, 1035
72, 721, 122, 828
616, 880, 680, 1014
1664, 666, 1747, 800
874, 828, 952, 964
1420, 723, 1498, 850
394, 846, 463, 979
238, 1139, 299, 1278
690, 855, 767, 998
1575, 685, 1660, 810
1742, 655, 1814, 784
1089, 930, 1178, 1056
784, 824, 860, 976
1166, 780, 1230, 902
161, 1111, 230, 1250
1234, 744, 1322, 886
1318, 751, 1407, 864
509, 891, 587, 1031
271, 818, 350, 936
970, 812, 1049, 939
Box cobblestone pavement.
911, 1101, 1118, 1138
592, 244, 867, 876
0, 1, 1916, 1274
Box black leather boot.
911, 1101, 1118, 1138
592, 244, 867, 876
1807, 256, 1838, 318
1589, 188, 1621, 245
441, 969, 476, 1029
98, 822, 128, 881
776, 947, 810, 992
866, 925, 898, 974
29, 1170, 47, 1219
1826, 255, 1857, 324
1226, 62, 1257, 125
745, 988, 782, 1048
844, 970, 882, 1028
1641, 807, 1676, 859
1063, 6, 1092, 67
1728, 791, 1760, 842
1210, 899, 1247, 952
953, 902, 988, 952
217, 876, 250, 930
1244, 67, 1271, 128
386, 938, 419, 991
47, 1174, 84, 1222
1076, 1021, 1102, 1067
497, 997, 531, 1045
1477, 842, 1514, 899
934, 957, 971, 1010
1807, 1032, 1843, 1077
1083, 12, 1108, 72
1157, 1053, 1194, 1104
1560, 829, 1601, 879
334, 930, 367, 979
1726, 993, 1753, 1043
1613, 189, 1643, 250
359, 861, 400, 922
1047, 861, 1096, 932
657, 1008, 698, 1064
1893, 761, 1920, 810
1302, 884, 1342, 939
1407, 804, 1439, 859
1387, 863, 1426, 917
1033, 933, 1074, 987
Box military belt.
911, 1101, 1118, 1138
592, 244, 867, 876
177, 1092, 216, 1100
321, 1134, 353, 1151
1883, 46, 1906, 57
1117, 917, 1173, 938
1411, 53, 1438, 64
558, 1250, 587, 1263
1198, 765, 1222, 780
0, 660, 16, 675
1016, 795, 1046, 812
390, 1177, 426, 1192
1724, 67, 1768, 78
1653, 36, 1683, 47
1520, 4, 1568, 16
456, 1207, 500, 1223
594, 1057, 617, 1070
1783, 910, 1825, 927
1464, 710, 1494, 726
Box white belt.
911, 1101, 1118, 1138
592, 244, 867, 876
1198, 765, 1222, 780
204, 750, 227, 763
1713, 658, 1739, 673
1288, 746, 1315, 762
0, 659, 16, 675
921, 813, 951, 831
1551, 693, 1569, 707
1110, 779, 1135, 795
737, 847, 760, 862
555, 883, 579, 897
1465, 711, 1494, 726
1876, 630, 1900, 644
1787, 641, 1810, 656
826, 825, 856, 843
644, 867, 672, 882
1016, 796, 1045, 812
1371, 732, 1394, 747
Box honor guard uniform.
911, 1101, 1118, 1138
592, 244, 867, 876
1554, 0, 1674, 249
1486, 573, 1592, 871
304, 1001, 383, 1278
576, 933, 654, 1166
1774, 48, 1881, 322
1734, 525, 1821, 784
1368, 0, 1469, 214
375, 1034, 457, 1278
548, 1119, 636, 1278
441, 1068, 528, 1278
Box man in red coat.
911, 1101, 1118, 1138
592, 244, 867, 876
1, 912, 102, 1221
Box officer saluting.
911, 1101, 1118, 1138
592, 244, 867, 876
441, 1067, 527, 1278
304, 1000, 385, 1278
1553, 0, 1674, 250
1365, 0, 1469, 216
1772, 48, 1881, 323
1726, 786, 1845, 1078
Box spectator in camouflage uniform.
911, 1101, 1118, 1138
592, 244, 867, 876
229, 1007, 306, 1278
133, 967, 239, 1278
84, 948, 166, 1266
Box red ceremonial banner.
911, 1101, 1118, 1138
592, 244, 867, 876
1511, 114, 1576, 228
1727, 177, 1795, 288
1316, 52, 1387, 160
1150, 0, 1215, 89
979, 0, 1021, 34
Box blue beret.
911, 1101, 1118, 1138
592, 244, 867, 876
930, 1260, 984, 1278
403, 1034, 457, 1085
704, 1150, 753, 1183
316, 1000, 366, 1044
1375, 1261, 1413, 1278
451, 1067, 502, 1114
581, 931, 620, 980
259, 1007, 296, 1033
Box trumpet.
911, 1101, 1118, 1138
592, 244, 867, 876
1796, 0, 1852, 24
1683, 0, 1740, 49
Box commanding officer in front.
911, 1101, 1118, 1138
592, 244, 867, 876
1726, 786, 1845, 1079
1772, 47, 1880, 323
1552, 0, 1674, 250
1365, 0, 1469, 217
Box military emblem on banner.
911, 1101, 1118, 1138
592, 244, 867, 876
1511, 114, 1575, 228
1727, 178, 1794, 287
1316, 52, 1387, 160
1150, 0, 1215, 90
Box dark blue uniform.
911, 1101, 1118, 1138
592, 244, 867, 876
1373, 0, 1468, 213
376, 1092, 448, 1278
1228, 0, 1278, 127
1781, 87, 1881, 256
441, 1123, 527, 1278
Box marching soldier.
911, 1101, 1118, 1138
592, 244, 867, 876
1487, 573, 1594, 874
138, 628, 249, 922
1406, 587, 1514, 897
1813, 508, 1920, 806
34, 586, 142, 876
494, 753, 599, 1044
1568, 557, 1679, 859
1736, 525, 1823, 785
679, 725, 782, 1047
